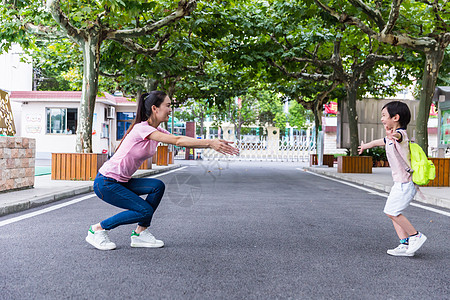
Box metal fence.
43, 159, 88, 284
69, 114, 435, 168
174, 135, 316, 162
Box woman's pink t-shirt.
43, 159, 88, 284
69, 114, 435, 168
99, 122, 169, 182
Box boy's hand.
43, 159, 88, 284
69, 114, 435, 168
358, 141, 365, 155
385, 125, 400, 141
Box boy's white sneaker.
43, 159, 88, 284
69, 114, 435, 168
85, 226, 116, 250
387, 244, 414, 257
406, 232, 427, 254
130, 229, 164, 248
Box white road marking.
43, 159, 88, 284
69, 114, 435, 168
0, 166, 188, 227
151, 166, 187, 178
0, 194, 94, 227
301, 168, 450, 217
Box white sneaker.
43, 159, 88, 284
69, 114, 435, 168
406, 232, 427, 254
130, 229, 164, 248
387, 244, 414, 257
85, 226, 116, 250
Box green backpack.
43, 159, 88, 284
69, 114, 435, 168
409, 142, 435, 186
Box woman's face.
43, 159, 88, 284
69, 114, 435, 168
153, 96, 172, 123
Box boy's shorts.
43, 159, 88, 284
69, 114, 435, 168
384, 181, 416, 216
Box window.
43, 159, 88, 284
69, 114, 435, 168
101, 123, 109, 139
46, 108, 77, 134
208, 127, 219, 139
116, 112, 136, 140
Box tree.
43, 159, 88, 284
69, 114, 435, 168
174, 97, 218, 138
266, 3, 404, 155
252, 88, 287, 133
227, 95, 257, 138
213, 0, 406, 155
315, 0, 450, 154
1, 0, 196, 153
288, 100, 312, 130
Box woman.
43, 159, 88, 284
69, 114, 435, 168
86, 91, 238, 250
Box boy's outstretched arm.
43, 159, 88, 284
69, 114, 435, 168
358, 139, 385, 155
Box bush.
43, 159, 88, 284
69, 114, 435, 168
363, 147, 387, 166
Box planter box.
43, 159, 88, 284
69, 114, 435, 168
310, 154, 334, 167
424, 158, 450, 187
373, 161, 389, 167
52, 153, 107, 181
168, 151, 174, 164
138, 157, 152, 170
337, 156, 372, 173
156, 145, 169, 166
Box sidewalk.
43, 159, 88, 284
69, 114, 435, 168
0, 164, 181, 217
304, 165, 450, 210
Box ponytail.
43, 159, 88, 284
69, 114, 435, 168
115, 91, 167, 151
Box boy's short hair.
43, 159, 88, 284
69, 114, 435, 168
382, 101, 411, 128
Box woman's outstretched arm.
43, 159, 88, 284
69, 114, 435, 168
148, 131, 239, 156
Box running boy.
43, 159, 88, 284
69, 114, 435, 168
358, 101, 427, 256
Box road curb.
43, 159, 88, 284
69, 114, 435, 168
0, 164, 182, 217
303, 167, 391, 193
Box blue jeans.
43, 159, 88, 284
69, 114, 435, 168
93, 173, 165, 230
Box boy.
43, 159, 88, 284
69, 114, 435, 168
358, 101, 427, 256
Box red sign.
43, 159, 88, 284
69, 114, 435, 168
430, 103, 438, 116
324, 102, 338, 114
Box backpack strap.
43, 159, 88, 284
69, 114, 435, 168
391, 142, 427, 201
391, 141, 413, 174
415, 185, 427, 201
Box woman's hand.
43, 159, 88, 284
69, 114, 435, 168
210, 139, 239, 155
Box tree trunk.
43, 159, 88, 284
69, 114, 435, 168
416, 50, 445, 155
146, 78, 159, 92
199, 110, 204, 138
313, 100, 323, 150
237, 123, 242, 139
76, 35, 102, 153
346, 84, 359, 156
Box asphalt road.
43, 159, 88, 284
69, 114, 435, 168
0, 161, 449, 299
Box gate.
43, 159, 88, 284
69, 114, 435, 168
196, 135, 316, 162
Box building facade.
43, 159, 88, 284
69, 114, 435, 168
10, 91, 137, 157
0, 44, 33, 92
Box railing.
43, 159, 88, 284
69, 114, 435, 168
196, 136, 316, 162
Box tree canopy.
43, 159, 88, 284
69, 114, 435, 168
1, 0, 448, 154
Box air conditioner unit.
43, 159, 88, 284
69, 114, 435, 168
106, 106, 115, 119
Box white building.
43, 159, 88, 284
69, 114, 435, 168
0, 43, 33, 92
10, 91, 137, 157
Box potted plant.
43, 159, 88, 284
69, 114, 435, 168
363, 147, 388, 167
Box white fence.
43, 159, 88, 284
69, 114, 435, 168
198, 135, 316, 162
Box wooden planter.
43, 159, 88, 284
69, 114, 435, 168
337, 156, 372, 173
52, 153, 107, 181
310, 154, 334, 167
156, 145, 169, 166
424, 158, 450, 187
138, 157, 152, 170
168, 151, 174, 164
374, 160, 389, 167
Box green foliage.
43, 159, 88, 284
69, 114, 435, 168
362, 147, 387, 162
1, 0, 447, 153
289, 101, 311, 129
175, 83, 312, 138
